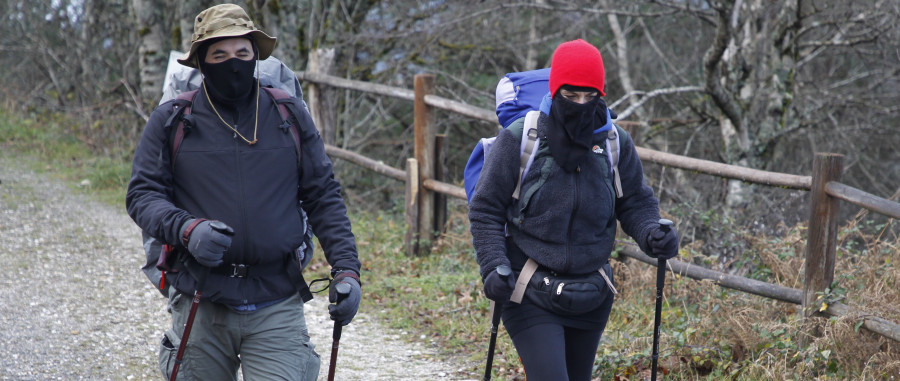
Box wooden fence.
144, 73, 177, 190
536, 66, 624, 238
297, 70, 900, 342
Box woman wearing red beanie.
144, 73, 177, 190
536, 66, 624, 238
469, 39, 679, 380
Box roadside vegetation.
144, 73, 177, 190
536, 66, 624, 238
3, 109, 900, 380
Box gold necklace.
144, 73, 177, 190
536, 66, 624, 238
202, 79, 260, 145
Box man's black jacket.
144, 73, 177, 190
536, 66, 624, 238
127, 86, 360, 305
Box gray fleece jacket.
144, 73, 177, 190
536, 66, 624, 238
468, 113, 660, 279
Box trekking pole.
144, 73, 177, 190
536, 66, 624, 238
651, 218, 673, 381
170, 221, 233, 381
327, 281, 352, 381
483, 264, 512, 381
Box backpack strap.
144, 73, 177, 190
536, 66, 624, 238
166, 90, 200, 172
260, 86, 314, 303
512, 110, 541, 200
261, 87, 303, 169
607, 126, 623, 198
510, 258, 539, 304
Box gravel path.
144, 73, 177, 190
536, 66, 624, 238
0, 154, 473, 380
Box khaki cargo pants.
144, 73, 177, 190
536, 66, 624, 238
159, 290, 320, 381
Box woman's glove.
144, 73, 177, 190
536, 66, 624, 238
483, 266, 515, 302
647, 223, 679, 260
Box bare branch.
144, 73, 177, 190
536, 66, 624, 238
615, 86, 704, 120
120, 79, 149, 122
499, 2, 681, 18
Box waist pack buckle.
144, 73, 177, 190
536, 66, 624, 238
230, 264, 249, 278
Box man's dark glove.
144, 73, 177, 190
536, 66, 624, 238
182, 219, 232, 267
648, 223, 679, 260
483, 267, 515, 302
328, 274, 361, 326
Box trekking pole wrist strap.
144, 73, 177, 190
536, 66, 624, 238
181, 218, 209, 247
332, 269, 361, 287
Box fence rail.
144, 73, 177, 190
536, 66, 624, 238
298, 68, 900, 343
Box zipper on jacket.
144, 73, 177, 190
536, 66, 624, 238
565, 167, 580, 271
231, 107, 250, 304
229, 108, 250, 266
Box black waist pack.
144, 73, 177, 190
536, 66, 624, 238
519, 261, 615, 316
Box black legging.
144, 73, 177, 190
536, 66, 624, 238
510, 324, 603, 381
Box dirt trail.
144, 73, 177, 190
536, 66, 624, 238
0, 155, 474, 380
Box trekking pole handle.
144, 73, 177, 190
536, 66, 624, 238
328, 282, 351, 381
209, 220, 235, 236
495, 264, 512, 278
332, 282, 351, 336
655, 218, 673, 289
657, 218, 675, 233
334, 282, 351, 302
193, 221, 233, 289
658, 218, 673, 233
490, 264, 510, 331
483, 264, 511, 381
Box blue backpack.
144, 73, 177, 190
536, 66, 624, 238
464, 68, 623, 203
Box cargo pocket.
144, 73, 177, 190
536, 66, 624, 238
158, 331, 180, 379
298, 331, 320, 381
160, 289, 188, 379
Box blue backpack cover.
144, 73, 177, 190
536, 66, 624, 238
465, 68, 621, 203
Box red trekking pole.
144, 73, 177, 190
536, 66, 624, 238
327, 281, 352, 381
170, 221, 233, 381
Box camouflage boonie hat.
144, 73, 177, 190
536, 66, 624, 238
177, 4, 276, 68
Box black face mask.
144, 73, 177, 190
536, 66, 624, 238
200, 57, 257, 105
547, 94, 608, 172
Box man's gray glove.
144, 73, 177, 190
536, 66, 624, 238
328, 272, 361, 326
648, 223, 679, 260
181, 219, 233, 267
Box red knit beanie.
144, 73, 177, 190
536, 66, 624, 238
549, 39, 606, 98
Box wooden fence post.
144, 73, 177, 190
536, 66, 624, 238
405, 158, 420, 256
414, 74, 436, 254
307, 48, 337, 145
434, 134, 448, 235
803, 153, 844, 319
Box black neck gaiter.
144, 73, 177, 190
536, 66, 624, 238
200, 57, 257, 106
547, 95, 608, 172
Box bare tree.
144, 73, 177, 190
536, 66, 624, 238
2, 0, 897, 225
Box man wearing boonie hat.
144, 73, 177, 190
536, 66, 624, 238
468, 39, 679, 380
126, 4, 362, 380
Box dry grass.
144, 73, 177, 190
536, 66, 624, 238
596, 216, 900, 380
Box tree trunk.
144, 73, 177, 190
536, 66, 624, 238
260, 0, 303, 69
132, 0, 169, 102
703, 0, 800, 206
176, 0, 209, 52
307, 48, 337, 145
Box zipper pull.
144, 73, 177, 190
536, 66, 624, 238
556, 283, 565, 295
543, 277, 550, 286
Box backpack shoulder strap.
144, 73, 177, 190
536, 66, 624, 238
512, 110, 541, 200
165, 90, 200, 172
606, 125, 623, 198
262, 87, 303, 167
260, 87, 314, 303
